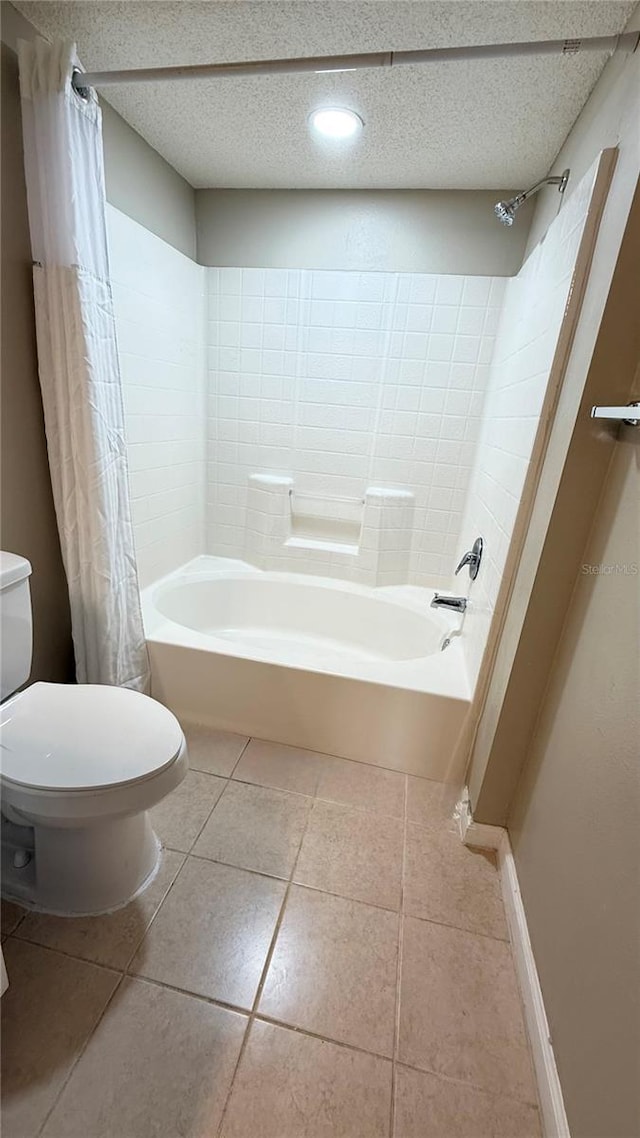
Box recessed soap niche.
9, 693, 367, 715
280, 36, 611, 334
244, 473, 415, 586
289, 491, 362, 551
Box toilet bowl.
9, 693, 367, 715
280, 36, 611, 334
1, 682, 188, 915
0, 550, 188, 917
1, 683, 188, 915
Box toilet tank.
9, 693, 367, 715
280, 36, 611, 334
0, 552, 33, 701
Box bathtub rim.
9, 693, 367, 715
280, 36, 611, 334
141, 555, 471, 702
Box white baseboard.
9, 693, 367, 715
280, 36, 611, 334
456, 793, 570, 1138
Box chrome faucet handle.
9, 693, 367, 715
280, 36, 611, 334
455, 551, 473, 574
454, 536, 484, 581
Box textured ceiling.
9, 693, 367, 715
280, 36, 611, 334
14, 1, 636, 189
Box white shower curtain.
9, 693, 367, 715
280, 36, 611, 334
18, 39, 150, 690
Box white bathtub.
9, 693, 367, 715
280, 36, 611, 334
142, 557, 471, 781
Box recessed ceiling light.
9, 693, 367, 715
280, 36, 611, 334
309, 107, 364, 139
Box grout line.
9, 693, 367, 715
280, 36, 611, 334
183, 780, 231, 856
3, 909, 27, 939
124, 851, 191, 975
121, 850, 188, 972
139, 847, 404, 913
120, 971, 251, 1018
227, 734, 447, 787
402, 907, 511, 944
229, 773, 314, 802
229, 772, 406, 822
187, 850, 290, 885
35, 972, 126, 1137
228, 735, 252, 777
6, 934, 125, 975
252, 1011, 393, 1063
24, 957, 539, 1123
214, 794, 314, 1137
390, 774, 408, 1138
389, 1054, 541, 1110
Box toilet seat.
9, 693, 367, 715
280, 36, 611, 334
0, 682, 184, 792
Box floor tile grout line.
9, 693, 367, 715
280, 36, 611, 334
35, 972, 126, 1138
5, 910, 26, 938
124, 850, 191, 975
401, 907, 512, 944
252, 1011, 393, 1063
20, 957, 540, 1116
9, 740, 526, 1128
230, 734, 449, 786
251, 798, 313, 1013
185, 779, 230, 856
121, 850, 188, 972
214, 791, 315, 1137
5, 932, 126, 975
390, 773, 409, 1138
187, 850, 291, 883
230, 773, 315, 801
184, 722, 454, 792
9, 831, 508, 980
118, 970, 260, 1022
228, 771, 406, 821
228, 734, 252, 778
388, 1055, 542, 1110
227, 773, 403, 819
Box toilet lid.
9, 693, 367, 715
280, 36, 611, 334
0, 683, 184, 792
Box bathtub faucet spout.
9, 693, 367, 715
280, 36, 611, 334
431, 593, 467, 614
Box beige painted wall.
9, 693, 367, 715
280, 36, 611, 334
0, 1, 195, 685
0, 41, 74, 683
101, 101, 196, 260
469, 177, 640, 824
508, 395, 640, 1137
195, 188, 533, 274
1, 1, 197, 258
463, 10, 640, 1128
526, 4, 640, 250
466, 1, 639, 823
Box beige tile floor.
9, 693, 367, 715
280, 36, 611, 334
1, 724, 542, 1138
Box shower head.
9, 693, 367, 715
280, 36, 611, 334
494, 199, 517, 226
494, 168, 570, 226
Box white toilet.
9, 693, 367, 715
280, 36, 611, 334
0, 552, 188, 916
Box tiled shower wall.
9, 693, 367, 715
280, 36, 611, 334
206, 269, 505, 585
107, 206, 206, 587
455, 162, 599, 688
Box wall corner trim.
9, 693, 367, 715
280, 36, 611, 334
456, 791, 571, 1138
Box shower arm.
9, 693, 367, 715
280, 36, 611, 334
511, 170, 571, 208
71, 31, 640, 94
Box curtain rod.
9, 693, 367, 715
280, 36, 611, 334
72, 31, 640, 93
